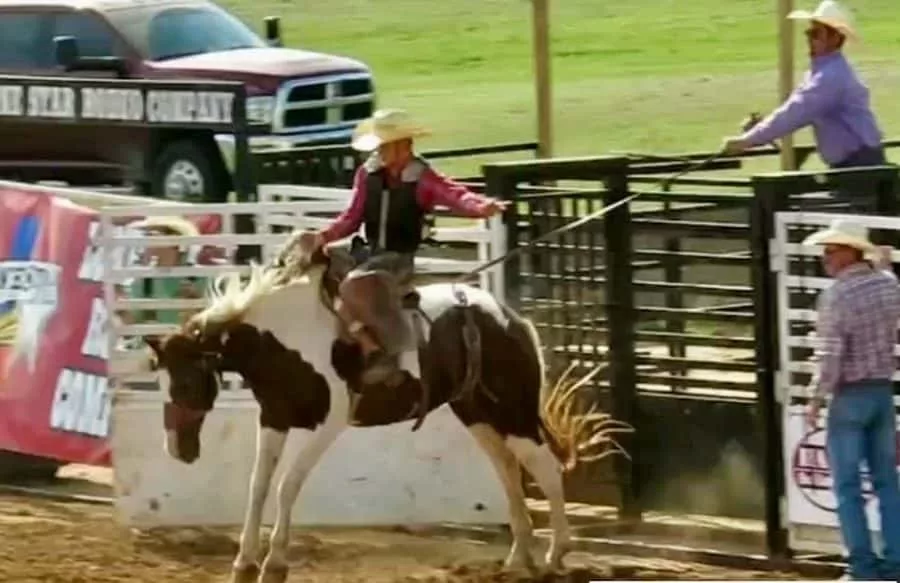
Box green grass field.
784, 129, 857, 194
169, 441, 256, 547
220, 0, 900, 175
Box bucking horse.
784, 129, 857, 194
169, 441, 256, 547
142, 230, 632, 583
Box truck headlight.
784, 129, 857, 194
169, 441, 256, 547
246, 96, 275, 125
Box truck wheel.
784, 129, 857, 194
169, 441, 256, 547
0, 450, 62, 483
150, 140, 229, 203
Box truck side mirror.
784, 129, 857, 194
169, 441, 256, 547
264, 16, 282, 47
54, 35, 79, 70
53, 34, 129, 78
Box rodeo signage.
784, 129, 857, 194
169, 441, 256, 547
0, 83, 235, 125
784, 405, 900, 532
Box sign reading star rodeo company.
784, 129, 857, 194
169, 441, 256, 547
0, 81, 237, 127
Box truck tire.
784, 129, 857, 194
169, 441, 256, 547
0, 450, 62, 483
150, 139, 229, 203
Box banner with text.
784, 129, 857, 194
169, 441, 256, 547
784, 404, 900, 530
0, 186, 220, 466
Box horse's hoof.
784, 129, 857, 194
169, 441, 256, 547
503, 551, 537, 575
258, 563, 289, 583
545, 541, 573, 572
229, 564, 259, 583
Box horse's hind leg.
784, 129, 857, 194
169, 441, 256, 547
259, 422, 346, 583
506, 436, 572, 571
231, 426, 287, 583
462, 422, 537, 573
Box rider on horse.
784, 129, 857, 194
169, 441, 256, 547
306, 109, 508, 386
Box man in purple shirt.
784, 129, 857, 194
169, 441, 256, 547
804, 219, 900, 580
722, 1, 885, 173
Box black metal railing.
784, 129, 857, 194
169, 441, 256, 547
483, 152, 900, 545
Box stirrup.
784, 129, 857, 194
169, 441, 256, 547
401, 290, 420, 310
361, 350, 401, 386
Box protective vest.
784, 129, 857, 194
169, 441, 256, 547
362, 156, 428, 254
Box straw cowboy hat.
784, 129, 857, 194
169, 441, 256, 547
351, 109, 431, 152
788, 0, 857, 40
802, 218, 875, 253
130, 216, 200, 237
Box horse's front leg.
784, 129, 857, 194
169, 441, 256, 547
230, 425, 287, 583
259, 422, 346, 583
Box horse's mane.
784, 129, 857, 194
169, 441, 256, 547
191, 261, 288, 332
188, 240, 354, 334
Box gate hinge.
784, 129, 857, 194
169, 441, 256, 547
768, 237, 783, 273
773, 369, 787, 404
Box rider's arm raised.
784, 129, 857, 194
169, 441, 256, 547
320, 166, 369, 244
418, 167, 496, 218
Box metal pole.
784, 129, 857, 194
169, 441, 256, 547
777, 0, 797, 170
231, 86, 261, 264
531, 0, 553, 159
603, 170, 640, 520
750, 177, 789, 559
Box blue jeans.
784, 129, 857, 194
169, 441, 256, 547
827, 380, 900, 580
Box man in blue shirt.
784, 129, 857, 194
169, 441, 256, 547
722, 1, 885, 169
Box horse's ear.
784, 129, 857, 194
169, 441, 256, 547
145, 335, 162, 355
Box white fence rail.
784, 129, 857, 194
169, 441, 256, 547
258, 183, 507, 299
97, 186, 509, 528
772, 210, 900, 554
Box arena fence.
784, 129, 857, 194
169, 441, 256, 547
482, 154, 900, 560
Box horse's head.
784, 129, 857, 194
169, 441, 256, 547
146, 325, 225, 464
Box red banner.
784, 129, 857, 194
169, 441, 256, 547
0, 186, 219, 467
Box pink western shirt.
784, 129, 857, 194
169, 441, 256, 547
320, 161, 494, 244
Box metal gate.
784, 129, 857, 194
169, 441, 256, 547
771, 210, 900, 554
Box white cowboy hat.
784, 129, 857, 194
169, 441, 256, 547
802, 218, 875, 253
788, 0, 857, 40
351, 109, 431, 152
130, 216, 200, 237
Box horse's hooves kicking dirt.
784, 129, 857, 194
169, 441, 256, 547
258, 564, 289, 583
0, 492, 808, 583
229, 564, 259, 583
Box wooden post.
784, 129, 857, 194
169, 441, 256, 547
531, 0, 552, 159
777, 0, 797, 170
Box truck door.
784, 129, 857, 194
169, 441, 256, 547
47, 10, 143, 186
0, 9, 56, 181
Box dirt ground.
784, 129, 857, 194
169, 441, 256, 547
0, 489, 812, 583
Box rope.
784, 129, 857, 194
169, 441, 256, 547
452, 192, 641, 285
453, 148, 728, 285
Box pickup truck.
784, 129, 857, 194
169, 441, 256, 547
0, 0, 376, 202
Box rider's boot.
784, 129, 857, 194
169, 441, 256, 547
335, 298, 402, 387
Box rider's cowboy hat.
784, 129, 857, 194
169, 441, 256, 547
131, 216, 200, 237
802, 218, 875, 253
788, 0, 857, 40
351, 109, 431, 152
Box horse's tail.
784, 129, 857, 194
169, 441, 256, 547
518, 315, 634, 472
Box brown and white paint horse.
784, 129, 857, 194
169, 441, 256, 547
145, 241, 630, 583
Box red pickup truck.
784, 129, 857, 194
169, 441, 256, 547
0, 0, 376, 202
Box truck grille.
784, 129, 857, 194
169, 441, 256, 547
274, 73, 374, 134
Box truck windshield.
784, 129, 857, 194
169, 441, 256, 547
111, 4, 267, 61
